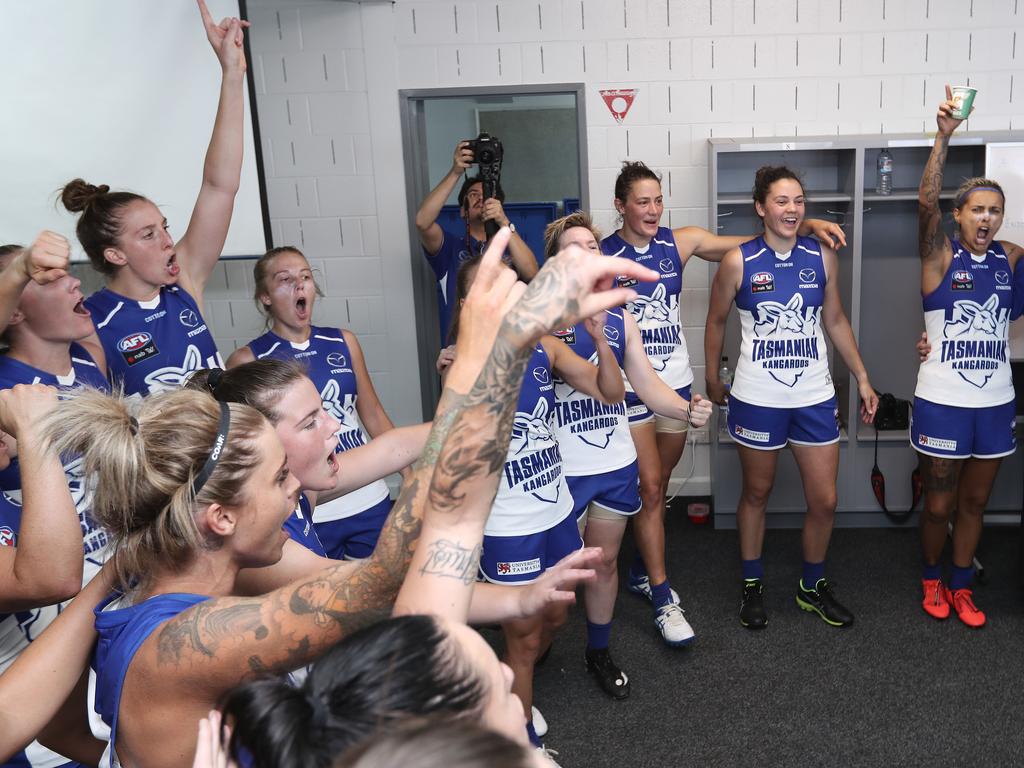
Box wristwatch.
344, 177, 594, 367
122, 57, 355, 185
506, 221, 516, 233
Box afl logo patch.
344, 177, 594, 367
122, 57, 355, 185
799, 268, 816, 283
533, 367, 550, 385
659, 258, 674, 273
751, 272, 775, 293
952, 271, 974, 291
326, 352, 348, 369
0, 526, 15, 547
117, 332, 159, 366
617, 275, 638, 289
995, 270, 1010, 285
553, 327, 577, 345
179, 309, 199, 328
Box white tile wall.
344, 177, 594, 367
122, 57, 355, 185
221, 0, 1023, 492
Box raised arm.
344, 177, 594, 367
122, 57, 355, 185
316, 422, 431, 504
481, 198, 539, 280
395, 234, 657, 621
544, 319, 625, 406
622, 313, 711, 427
0, 563, 115, 763
704, 248, 742, 405
0, 385, 83, 611
820, 247, 878, 424
0, 233, 71, 338
175, 0, 249, 305
675, 220, 846, 264
415, 141, 474, 256
918, 85, 962, 291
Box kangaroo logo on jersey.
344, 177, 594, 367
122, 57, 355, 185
751, 293, 821, 387
630, 284, 676, 372
321, 378, 365, 452
143, 345, 219, 394
0, 525, 15, 546
751, 272, 775, 294
951, 270, 974, 291
505, 398, 561, 504
178, 309, 199, 328
118, 331, 159, 366
939, 294, 1008, 388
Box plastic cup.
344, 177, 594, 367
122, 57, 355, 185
950, 86, 977, 120
687, 502, 710, 525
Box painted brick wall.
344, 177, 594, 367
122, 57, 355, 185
223, 0, 1022, 493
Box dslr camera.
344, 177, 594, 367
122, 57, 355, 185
466, 132, 504, 239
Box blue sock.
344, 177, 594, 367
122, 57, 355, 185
801, 560, 825, 589
922, 561, 942, 581
630, 552, 647, 580
526, 721, 542, 748
650, 579, 673, 609
586, 620, 612, 651
950, 564, 974, 591
742, 558, 764, 581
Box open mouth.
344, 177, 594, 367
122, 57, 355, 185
976, 226, 991, 243
295, 296, 309, 318
326, 449, 339, 474
166, 253, 180, 277
72, 298, 90, 317
782, 216, 799, 227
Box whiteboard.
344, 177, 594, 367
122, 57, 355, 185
986, 142, 1024, 360
0, 0, 267, 259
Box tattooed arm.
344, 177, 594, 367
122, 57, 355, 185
919, 85, 961, 292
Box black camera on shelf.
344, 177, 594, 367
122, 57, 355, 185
467, 132, 504, 239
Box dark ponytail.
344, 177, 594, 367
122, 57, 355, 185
222, 615, 487, 768
59, 178, 147, 275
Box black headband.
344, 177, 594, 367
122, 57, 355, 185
192, 401, 231, 497
206, 367, 225, 395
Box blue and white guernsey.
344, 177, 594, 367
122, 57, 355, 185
86, 285, 223, 397
915, 240, 1014, 408
0, 346, 111, 768
551, 310, 635, 475
248, 327, 390, 522
601, 227, 693, 392
485, 344, 573, 537
730, 235, 835, 408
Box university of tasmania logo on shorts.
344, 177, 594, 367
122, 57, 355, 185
919, 434, 957, 452
496, 558, 541, 576
734, 425, 770, 443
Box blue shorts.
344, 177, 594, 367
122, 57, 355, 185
567, 461, 642, 519
727, 394, 840, 450
626, 384, 692, 426
479, 511, 583, 585
313, 496, 392, 560
911, 397, 1017, 459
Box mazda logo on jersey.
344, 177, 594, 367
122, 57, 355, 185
751, 272, 775, 293
799, 268, 816, 283
179, 309, 199, 328
0, 526, 14, 547
995, 270, 1010, 285
604, 325, 620, 342
533, 367, 550, 385
326, 352, 348, 368
117, 331, 159, 366
659, 258, 674, 273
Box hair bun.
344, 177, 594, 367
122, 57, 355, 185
60, 179, 110, 213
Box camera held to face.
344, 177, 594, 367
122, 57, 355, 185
466, 132, 504, 240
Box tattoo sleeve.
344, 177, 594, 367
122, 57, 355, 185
918, 134, 950, 261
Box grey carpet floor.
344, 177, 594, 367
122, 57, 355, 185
502, 507, 1024, 768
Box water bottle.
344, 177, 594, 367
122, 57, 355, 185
718, 356, 733, 430
876, 148, 893, 195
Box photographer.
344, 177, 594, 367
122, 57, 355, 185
416, 139, 539, 339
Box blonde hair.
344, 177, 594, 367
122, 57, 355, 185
42, 388, 268, 592
252, 246, 324, 326
543, 211, 602, 262
954, 177, 1005, 209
